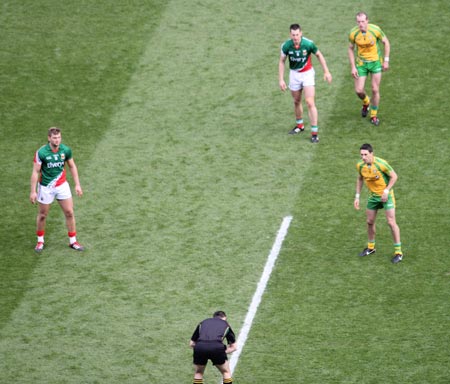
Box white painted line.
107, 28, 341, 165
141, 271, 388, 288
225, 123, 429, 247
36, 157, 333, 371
229, 215, 293, 375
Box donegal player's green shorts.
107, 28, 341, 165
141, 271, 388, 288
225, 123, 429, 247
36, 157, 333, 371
356, 60, 382, 77
367, 193, 396, 210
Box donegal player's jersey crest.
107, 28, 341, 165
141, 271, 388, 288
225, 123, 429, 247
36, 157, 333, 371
34, 143, 72, 187
357, 156, 393, 196
281, 37, 318, 71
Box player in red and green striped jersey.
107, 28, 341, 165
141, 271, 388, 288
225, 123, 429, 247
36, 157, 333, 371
30, 127, 84, 252
279, 23, 332, 143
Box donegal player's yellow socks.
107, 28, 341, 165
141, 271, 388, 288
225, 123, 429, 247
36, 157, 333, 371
368, 241, 375, 250
394, 243, 402, 255
363, 95, 370, 106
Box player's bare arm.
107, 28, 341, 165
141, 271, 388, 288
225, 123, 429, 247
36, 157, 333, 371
278, 54, 288, 91
225, 342, 237, 354
354, 174, 363, 210
315, 50, 332, 83
381, 170, 397, 202
66, 158, 83, 197
30, 162, 41, 204
348, 43, 358, 78
382, 36, 391, 71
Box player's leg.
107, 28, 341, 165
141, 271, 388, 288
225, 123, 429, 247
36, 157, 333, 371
366, 208, 377, 243
303, 85, 319, 142
193, 364, 206, 384
369, 72, 382, 125
35, 202, 51, 252
56, 182, 84, 250
210, 346, 233, 384
215, 361, 233, 384
287, 71, 304, 134
354, 75, 367, 98
385, 208, 403, 263
359, 208, 377, 256
354, 72, 370, 117
193, 344, 209, 384
34, 184, 56, 252
385, 208, 400, 243
58, 197, 84, 251
36, 203, 50, 232
58, 197, 75, 232
288, 89, 304, 134
292, 89, 303, 121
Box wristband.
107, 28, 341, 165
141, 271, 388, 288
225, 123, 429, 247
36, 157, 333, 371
355, 193, 360, 199
383, 189, 390, 194
384, 57, 390, 62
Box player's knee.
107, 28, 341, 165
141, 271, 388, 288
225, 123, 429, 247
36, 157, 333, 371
387, 218, 397, 228
371, 84, 380, 94
305, 97, 315, 108
194, 365, 205, 375
64, 210, 75, 219
37, 211, 48, 221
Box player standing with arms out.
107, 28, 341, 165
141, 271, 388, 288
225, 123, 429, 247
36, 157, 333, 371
30, 127, 84, 252
354, 143, 403, 264
348, 11, 390, 126
190, 311, 237, 384
279, 23, 332, 143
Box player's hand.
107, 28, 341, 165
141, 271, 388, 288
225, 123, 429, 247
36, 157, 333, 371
351, 68, 359, 79
324, 72, 332, 84
354, 198, 360, 210
279, 80, 287, 92
75, 185, 83, 197
383, 62, 389, 71
30, 192, 37, 204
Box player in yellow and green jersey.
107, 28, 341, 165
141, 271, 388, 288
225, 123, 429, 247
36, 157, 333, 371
354, 143, 403, 264
348, 12, 390, 126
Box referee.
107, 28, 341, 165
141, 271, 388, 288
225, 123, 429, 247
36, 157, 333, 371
189, 311, 237, 384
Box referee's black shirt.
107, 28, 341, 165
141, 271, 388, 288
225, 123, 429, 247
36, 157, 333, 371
191, 317, 236, 345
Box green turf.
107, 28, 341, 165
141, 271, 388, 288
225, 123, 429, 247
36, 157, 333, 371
1, 1, 449, 383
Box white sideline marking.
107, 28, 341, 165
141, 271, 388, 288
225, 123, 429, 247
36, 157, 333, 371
229, 215, 293, 375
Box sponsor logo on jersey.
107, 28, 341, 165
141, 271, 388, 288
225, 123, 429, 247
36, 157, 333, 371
290, 56, 307, 63
47, 161, 65, 168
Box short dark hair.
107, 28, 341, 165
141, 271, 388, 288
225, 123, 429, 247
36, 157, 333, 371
48, 127, 61, 137
360, 143, 373, 153
356, 11, 368, 20
290, 23, 301, 31
213, 310, 227, 318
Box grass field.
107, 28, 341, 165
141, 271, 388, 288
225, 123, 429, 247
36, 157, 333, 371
1, 1, 449, 383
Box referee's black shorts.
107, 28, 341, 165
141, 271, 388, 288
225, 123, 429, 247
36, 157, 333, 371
193, 342, 227, 366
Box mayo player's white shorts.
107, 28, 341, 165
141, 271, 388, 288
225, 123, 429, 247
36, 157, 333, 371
37, 181, 72, 204
289, 68, 315, 91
